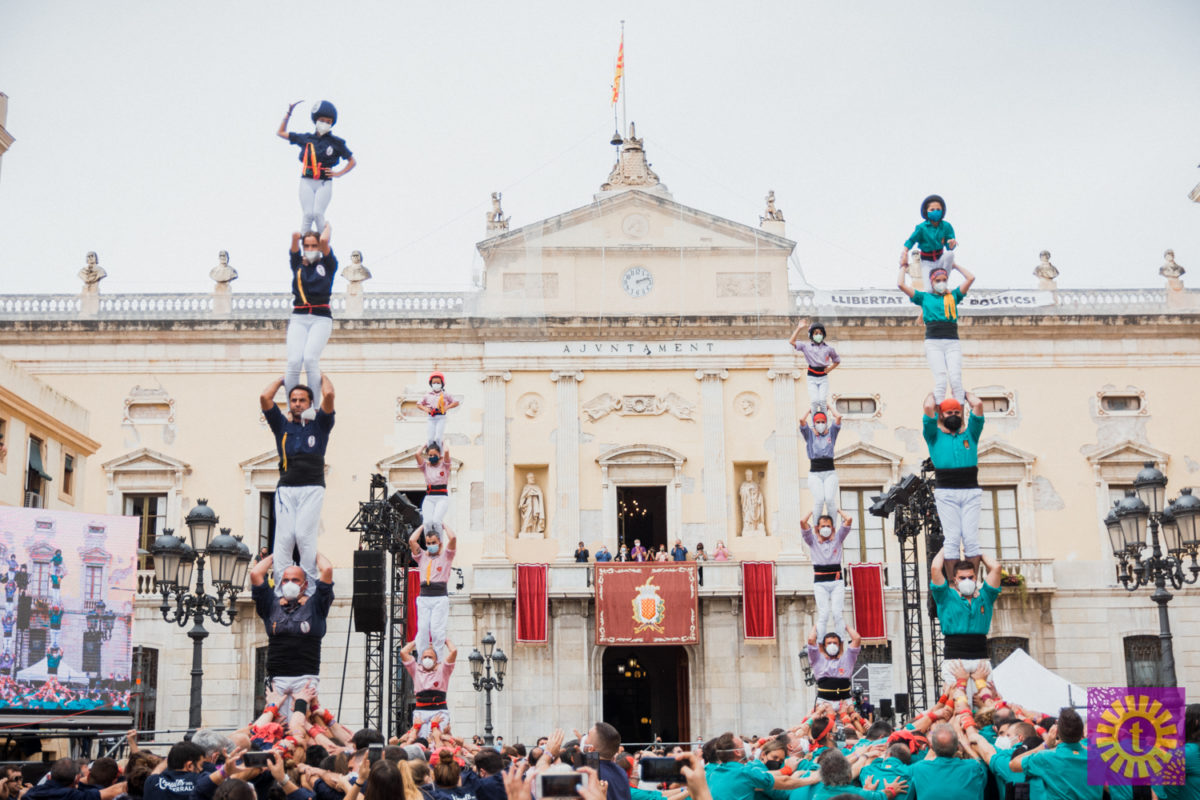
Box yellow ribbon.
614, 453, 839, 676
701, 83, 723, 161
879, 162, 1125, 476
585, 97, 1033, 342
943, 292, 957, 321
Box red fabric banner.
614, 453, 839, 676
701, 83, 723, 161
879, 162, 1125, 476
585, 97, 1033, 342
516, 564, 549, 643
406, 568, 420, 643
849, 563, 886, 641
595, 563, 698, 645
742, 561, 776, 640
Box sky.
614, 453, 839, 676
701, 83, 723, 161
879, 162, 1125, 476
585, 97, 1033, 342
2, 1, 1199, 295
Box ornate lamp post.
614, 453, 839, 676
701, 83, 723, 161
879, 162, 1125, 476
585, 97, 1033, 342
151, 499, 252, 729
797, 646, 816, 687
1104, 464, 1200, 687
85, 600, 117, 642
468, 631, 508, 746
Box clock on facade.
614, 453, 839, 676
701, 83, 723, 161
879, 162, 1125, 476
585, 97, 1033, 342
621, 266, 654, 297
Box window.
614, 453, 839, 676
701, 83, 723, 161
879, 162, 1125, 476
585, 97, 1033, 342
1124, 635, 1163, 688
979, 394, 1013, 416
83, 631, 103, 674
62, 455, 75, 497
25, 436, 50, 507
85, 565, 104, 606
1100, 394, 1144, 414
988, 636, 1029, 664
840, 488, 887, 563
254, 646, 269, 717
32, 561, 51, 599
124, 494, 167, 570
132, 646, 159, 731
979, 488, 1021, 558
259, 493, 276, 555
835, 396, 878, 416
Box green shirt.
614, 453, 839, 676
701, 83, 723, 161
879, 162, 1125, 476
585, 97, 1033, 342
630, 789, 665, 800
1160, 742, 1200, 800
904, 220, 956, 252
859, 758, 912, 800
977, 725, 998, 745
1023, 743, 1101, 800
922, 412, 983, 469
910, 756, 988, 800
910, 286, 966, 325
930, 579, 1001, 635
811, 785, 886, 800
704, 761, 774, 800
988, 748, 1042, 800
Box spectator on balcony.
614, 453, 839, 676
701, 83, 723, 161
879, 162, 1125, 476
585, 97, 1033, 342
595, 545, 613, 563
250, 552, 334, 716
671, 540, 689, 561
713, 542, 730, 561
260, 373, 335, 594
630, 540, 648, 562
575, 543, 591, 563
693, 543, 708, 562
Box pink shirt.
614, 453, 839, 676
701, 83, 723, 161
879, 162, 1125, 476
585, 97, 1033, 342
404, 658, 454, 693
414, 545, 455, 585
420, 390, 451, 415
421, 459, 450, 488
713, 549, 729, 561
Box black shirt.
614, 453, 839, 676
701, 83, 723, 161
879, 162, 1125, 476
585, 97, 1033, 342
288, 249, 339, 315
263, 406, 334, 488
254, 580, 334, 676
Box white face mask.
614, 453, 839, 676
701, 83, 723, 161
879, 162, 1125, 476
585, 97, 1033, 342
280, 581, 302, 601
957, 578, 977, 597
824, 643, 839, 656
303, 249, 321, 263
994, 736, 1012, 751
421, 657, 435, 670
315, 121, 332, 136
818, 526, 833, 538
427, 543, 439, 556
933, 280, 948, 294
812, 334, 824, 344
814, 423, 827, 434
431, 383, 443, 392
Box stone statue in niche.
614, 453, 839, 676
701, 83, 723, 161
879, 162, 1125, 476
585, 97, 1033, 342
518, 473, 546, 535
739, 469, 766, 536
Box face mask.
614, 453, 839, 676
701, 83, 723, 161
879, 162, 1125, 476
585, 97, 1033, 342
818, 526, 833, 538
994, 736, 1012, 751
421, 657, 435, 670
933, 280, 948, 294
814, 423, 827, 434
428, 454, 440, 465
958, 578, 977, 597
927, 208, 944, 222
431, 383, 443, 392
303, 249, 321, 263
427, 543, 439, 556
280, 581, 301, 601
812, 334, 824, 344
315, 121, 332, 136
764, 759, 784, 771
943, 414, 963, 432
824, 643, 839, 656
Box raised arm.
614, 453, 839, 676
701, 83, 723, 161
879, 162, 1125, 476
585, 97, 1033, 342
445, 638, 458, 664
846, 624, 862, 649
930, 548, 947, 587
965, 391, 984, 418
897, 265, 916, 299
316, 552, 333, 584
830, 406, 843, 426
807, 625, 818, 647
923, 392, 937, 419
408, 525, 425, 557
444, 523, 457, 551
800, 512, 813, 532
320, 374, 335, 414
276, 101, 301, 140
319, 223, 332, 254
956, 263, 975, 293
290, 231, 302, 254
261, 377, 284, 412
399, 640, 416, 663
251, 554, 273, 587
788, 318, 808, 348
799, 410, 810, 428
980, 551, 1003, 589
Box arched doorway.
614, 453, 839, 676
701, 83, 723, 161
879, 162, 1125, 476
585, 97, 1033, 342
601, 646, 689, 747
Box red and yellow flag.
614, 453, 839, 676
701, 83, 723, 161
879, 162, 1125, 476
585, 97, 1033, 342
611, 35, 624, 105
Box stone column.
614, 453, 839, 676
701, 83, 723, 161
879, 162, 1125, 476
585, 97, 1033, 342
550, 371, 584, 559
481, 371, 511, 559
695, 369, 729, 550
768, 369, 804, 555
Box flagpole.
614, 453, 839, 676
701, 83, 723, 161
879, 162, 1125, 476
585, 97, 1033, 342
620, 20, 627, 137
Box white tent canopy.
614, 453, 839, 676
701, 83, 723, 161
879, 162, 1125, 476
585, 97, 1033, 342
992, 648, 1089, 720
16, 657, 90, 685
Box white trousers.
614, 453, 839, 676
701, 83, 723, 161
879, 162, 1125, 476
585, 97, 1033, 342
421, 494, 450, 533
813, 580, 846, 640
413, 709, 450, 739
299, 177, 333, 233
274, 485, 324, 594
426, 415, 447, 447
415, 595, 449, 659
921, 250, 956, 286
807, 375, 830, 414
285, 314, 333, 397
808, 469, 840, 518
939, 659, 990, 703
924, 339, 964, 405
267, 674, 321, 718
934, 487, 983, 560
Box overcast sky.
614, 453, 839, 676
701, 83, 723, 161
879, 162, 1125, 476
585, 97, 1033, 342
2, 1, 1198, 296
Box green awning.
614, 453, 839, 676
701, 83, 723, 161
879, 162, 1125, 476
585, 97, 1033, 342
28, 444, 53, 482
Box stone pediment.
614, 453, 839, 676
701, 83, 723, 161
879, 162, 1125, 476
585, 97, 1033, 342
477, 190, 795, 257
239, 450, 280, 471
832, 442, 902, 485
597, 444, 686, 468
101, 448, 190, 475
1084, 439, 1168, 484
978, 440, 1037, 466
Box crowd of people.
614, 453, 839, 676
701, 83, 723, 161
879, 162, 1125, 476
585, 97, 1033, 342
572, 541, 733, 563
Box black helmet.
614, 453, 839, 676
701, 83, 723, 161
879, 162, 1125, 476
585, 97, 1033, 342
920, 194, 946, 220
808, 322, 827, 340
311, 100, 338, 125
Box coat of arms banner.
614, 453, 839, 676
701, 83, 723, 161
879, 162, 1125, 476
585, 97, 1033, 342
595, 563, 698, 645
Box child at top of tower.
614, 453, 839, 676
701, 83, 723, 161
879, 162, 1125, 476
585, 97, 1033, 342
900, 194, 959, 287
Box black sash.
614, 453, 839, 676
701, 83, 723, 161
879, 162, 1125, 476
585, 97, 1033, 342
935, 467, 979, 489
810, 457, 835, 473
415, 689, 447, 710
944, 634, 988, 659
816, 677, 852, 699
420, 581, 448, 597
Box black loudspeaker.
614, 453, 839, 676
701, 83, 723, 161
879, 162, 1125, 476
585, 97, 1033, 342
16, 596, 32, 629
893, 693, 909, 715
352, 550, 386, 633
879, 698, 894, 721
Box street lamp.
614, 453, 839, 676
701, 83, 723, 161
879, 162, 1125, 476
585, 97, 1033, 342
152, 500, 252, 729
86, 600, 117, 641
797, 647, 815, 687
469, 631, 508, 746
1106, 466, 1200, 687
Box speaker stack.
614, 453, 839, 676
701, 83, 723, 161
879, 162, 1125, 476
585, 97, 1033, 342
352, 550, 385, 633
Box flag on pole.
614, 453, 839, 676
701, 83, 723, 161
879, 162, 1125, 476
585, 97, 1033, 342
611, 35, 624, 105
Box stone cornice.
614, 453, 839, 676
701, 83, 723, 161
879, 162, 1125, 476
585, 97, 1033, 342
0, 384, 101, 455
